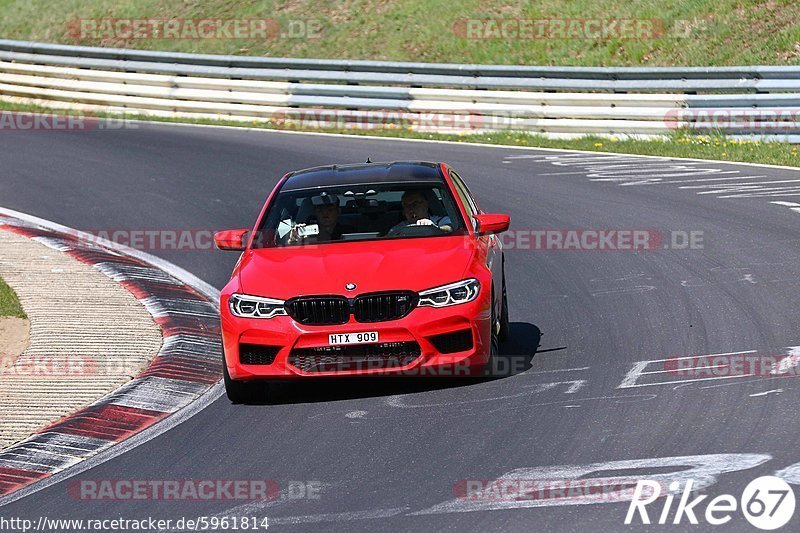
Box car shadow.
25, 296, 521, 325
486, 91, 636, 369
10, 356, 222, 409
240, 322, 544, 406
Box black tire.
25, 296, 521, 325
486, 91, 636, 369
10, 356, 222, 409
483, 289, 501, 378
498, 269, 510, 342
223, 360, 262, 404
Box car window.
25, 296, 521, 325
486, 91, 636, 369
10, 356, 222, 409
253, 182, 467, 247
451, 171, 480, 211
449, 171, 479, 229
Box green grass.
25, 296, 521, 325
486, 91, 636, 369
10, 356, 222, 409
1, 99, 798, 168
0, 0, 799, 65
0, 276, 25, 318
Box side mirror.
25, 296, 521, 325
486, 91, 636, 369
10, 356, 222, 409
214, 229, 250, 251
473, 214, 510, 236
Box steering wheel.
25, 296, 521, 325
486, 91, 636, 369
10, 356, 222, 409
386, 223, 444, 237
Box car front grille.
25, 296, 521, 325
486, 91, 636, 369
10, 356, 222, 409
286, 292, 418, 325
353, 291, 417, 322
285, 296, 351, 325
288, 341, 421, 372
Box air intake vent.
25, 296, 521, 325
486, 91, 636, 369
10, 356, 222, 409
239, 344, 281, 365
429, 330, 473, 354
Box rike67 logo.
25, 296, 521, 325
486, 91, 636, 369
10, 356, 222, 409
627, 476, 795, 530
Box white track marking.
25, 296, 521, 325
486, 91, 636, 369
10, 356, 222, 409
750, 389, 783, 397
662, 351, 756, 360
506, 151, 800, 204
591, 286, 656, 296
384, 393, 658, 414
620, 347, 800, 391
771, 201, 800, 213
387, 378, 588, 409
639, 364, 730, 376
529, 367, 590, 374
591, 169, 741, 179
592, 174, 765, 186
692, 352, 800, 392
772, 346, 800, 374
719, 189, 800, 198
357, 395, 658, 421
694, 374, 800, 391
617, 351, 758, 389
386, 387, 547, 408
656, 175, 768, 184
618, 362, 652, 389
539, 171, 597, 176
271, 507, 410, 525
525, 380, 587, 394
682, 179, 800, 190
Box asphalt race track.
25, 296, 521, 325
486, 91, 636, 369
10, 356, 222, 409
3, 122, 800, 531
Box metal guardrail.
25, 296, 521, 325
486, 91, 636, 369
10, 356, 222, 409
0, 39, 798, 140
3, 40, 800, 79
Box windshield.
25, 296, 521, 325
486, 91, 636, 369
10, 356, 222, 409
253, 182, 467, 248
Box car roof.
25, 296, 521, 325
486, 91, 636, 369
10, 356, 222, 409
281, 161, 444, 191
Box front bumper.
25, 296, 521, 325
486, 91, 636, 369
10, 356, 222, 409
221, 294, 492, 379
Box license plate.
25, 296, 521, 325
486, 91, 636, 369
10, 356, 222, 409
328, 332, 379, 345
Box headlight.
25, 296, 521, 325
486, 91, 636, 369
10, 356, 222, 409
229, 293, 287, 319
418, 279, 480, 308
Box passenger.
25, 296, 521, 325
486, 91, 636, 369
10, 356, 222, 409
287, 195, 355, 245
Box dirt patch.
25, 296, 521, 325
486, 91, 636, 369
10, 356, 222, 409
0, 317, 30, 366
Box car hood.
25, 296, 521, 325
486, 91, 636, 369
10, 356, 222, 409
237, 236, 477, 299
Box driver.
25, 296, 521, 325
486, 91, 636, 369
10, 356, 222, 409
388, 190, 453, 234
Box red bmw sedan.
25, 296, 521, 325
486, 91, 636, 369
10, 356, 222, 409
215, 161, 510, 403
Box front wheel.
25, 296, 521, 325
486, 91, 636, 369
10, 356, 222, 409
483, 289, 501, 378
223, 360, 263, 404
498, 270, 510, 342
